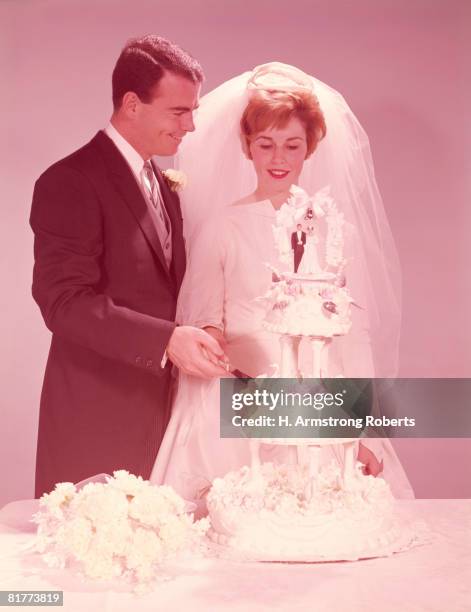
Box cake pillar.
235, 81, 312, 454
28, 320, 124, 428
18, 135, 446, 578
342, 441, 358, 488
306, 445, 322, 500
249, 439, 261, 473
296, 445, 322, 501
308, 337, 329, 378
279, 335, 301, 377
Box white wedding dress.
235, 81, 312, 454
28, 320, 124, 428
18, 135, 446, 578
150, 200, 415, 512
297, 233, 321, 274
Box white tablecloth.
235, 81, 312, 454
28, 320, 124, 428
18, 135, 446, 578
0, 499, 470, 611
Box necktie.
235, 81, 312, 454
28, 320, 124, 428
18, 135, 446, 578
141, 161, 172, 266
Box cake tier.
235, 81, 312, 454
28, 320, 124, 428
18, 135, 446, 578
262, 279, 352, 338
207, 462, 406, 562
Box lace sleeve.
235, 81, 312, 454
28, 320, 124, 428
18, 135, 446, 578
176, 216, 226, 331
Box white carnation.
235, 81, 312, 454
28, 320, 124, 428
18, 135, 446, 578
33, 470, 206, 590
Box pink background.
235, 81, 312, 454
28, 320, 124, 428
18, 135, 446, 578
1, 0, 470, 507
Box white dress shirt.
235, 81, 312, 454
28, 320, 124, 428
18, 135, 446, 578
104, 122, 172, 368
104, 122, 145, 182
104, 122, 172, 266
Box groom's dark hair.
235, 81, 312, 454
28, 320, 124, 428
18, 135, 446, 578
112, 35, 204, 109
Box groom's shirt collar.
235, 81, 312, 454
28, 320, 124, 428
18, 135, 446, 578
104, 122, 145, 181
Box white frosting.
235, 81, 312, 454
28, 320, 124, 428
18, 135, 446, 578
207, 462, 407, 562
262, 277, 352, 338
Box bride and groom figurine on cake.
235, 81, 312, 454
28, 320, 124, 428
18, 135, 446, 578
295, 225, 322, 274
291, 218, 321, 275
31, 35, 414, 531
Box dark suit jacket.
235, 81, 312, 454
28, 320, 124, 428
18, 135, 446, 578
30, 131, 186, 497
291, 230, 306, 250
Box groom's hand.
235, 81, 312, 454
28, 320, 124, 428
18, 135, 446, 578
166, 326, 229, 379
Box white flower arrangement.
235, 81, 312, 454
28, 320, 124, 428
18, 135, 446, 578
273, 185, 345, 269
162, 169, 187, 192
33, 471, 209, 592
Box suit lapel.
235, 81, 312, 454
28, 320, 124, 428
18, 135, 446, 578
94, 131, 170, 276
153, 163, 186, 290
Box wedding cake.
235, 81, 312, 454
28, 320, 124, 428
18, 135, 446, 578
206, 462, 409, 562
206, 187, 417, 562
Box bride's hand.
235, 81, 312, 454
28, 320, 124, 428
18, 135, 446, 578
203, 326, 227, 352
166, 326, 229, 379
358, 441, 384, 477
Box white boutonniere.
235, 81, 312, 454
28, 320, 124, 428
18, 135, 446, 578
162, 169, 187, 192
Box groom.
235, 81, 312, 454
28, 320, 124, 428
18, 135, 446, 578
291, 224, 306, 273
30, 35, 228, 497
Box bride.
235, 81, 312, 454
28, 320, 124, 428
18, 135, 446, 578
298, 224, 321, 274
151, 63, 414, 510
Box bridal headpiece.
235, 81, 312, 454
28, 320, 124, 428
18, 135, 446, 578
247, 62, 315, 94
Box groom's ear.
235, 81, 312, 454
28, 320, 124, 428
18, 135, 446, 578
120, 91, 140, 117
240, 133, 252, 160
